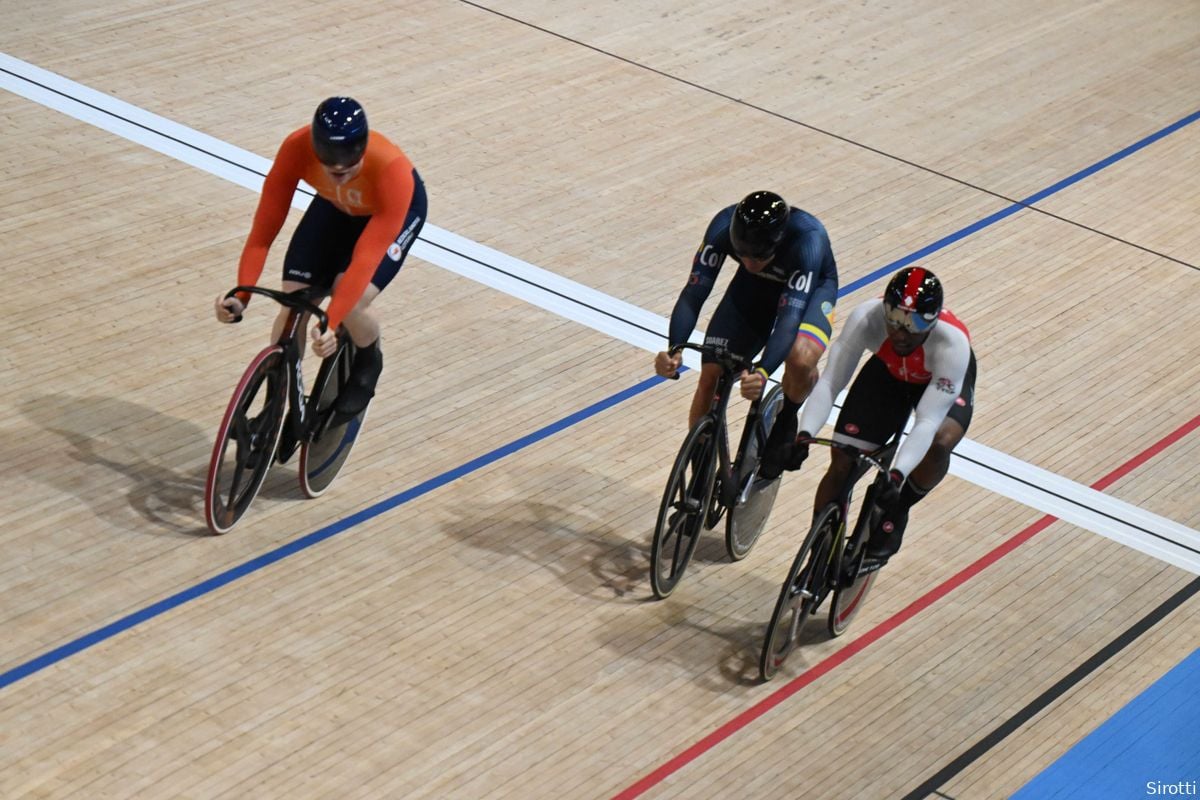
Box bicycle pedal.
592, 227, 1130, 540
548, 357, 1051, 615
681, 497, 702, 514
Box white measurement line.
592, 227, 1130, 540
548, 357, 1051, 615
4, 51, 1197, 573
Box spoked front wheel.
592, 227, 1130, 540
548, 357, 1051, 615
650, 416, 717, 599
759, 503, 841, 681
725, 384, 786, 560
204, 348, 288, 534
298, 341, 369, 498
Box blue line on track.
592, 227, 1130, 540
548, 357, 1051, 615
3, 109, 1197, 692
839, 109, 1200, 296
0, 375, 667, 690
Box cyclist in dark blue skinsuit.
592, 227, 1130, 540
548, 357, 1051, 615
654, 191, 839, 479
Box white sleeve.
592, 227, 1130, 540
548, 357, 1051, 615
892, 325, 972, 476
798, 301, 885, 435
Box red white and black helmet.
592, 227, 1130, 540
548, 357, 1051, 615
883, 267, 943, 333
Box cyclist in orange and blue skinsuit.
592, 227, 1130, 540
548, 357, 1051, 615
215, 96, 427, 419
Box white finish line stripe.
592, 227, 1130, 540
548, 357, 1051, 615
4, 51, 1197, 573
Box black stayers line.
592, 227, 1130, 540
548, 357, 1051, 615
898, 575, 1200, 800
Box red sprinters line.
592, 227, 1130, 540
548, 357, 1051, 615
612, 413, 1200, 799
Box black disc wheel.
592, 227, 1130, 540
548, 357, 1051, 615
725, 385, 786, 560
298, 343, 369, 498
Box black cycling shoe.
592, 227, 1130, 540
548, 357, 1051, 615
336, 342, 383, 417
757, 413, 797, 481
859, 507, 908, 573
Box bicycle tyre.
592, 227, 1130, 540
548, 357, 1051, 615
298, 342, 369, 498
724, 384, 786, 560
759, 503, 841, 681
650, 416, 718, 599
204, 347, 288, 534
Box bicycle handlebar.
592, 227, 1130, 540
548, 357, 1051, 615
666, 342, 754, 379
795, 435, 895, 475
224, 286, 329, 333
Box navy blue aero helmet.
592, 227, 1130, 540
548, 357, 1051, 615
311, 97, 369, 167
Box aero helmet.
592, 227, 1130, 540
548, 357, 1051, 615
311, 97, 369, 167
883, 267, 943, 333
729, 190, 790, 259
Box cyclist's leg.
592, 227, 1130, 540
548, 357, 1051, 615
277, 195, 350, 346
760, 337, 821, 477
333, 284, 383, 415
812, 356, 910, 511
885, 350, 976, 531
335, 170, 427, 415
869, 351, 976, 559
688, 363, 722, 430
691, 289, 767, 429
336, 284, 382, 346
761, 283, 835, 477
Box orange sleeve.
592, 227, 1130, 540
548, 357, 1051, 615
235, 130, 306, 303
323, 158, 416, 330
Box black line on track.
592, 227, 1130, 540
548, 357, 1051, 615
2, 65, 671, 343
897, 576, 1200, 800
7, 59, 1199, 558
457, 2, 1200, 273
950, 449, 1200, 557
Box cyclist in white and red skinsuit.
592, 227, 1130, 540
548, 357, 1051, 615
789, 266, 976, 567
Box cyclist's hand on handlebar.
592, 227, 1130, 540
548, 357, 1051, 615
654, 350, 683, 379
214, 294, 245, 323
311, 324, 338, 359
738, 366, 768, 400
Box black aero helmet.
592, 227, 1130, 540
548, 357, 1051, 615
883, 266, 943, 333
729, 190, 790, 259
312, 97, 369, 167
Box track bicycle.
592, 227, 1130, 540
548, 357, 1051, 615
204, 285, 371, 534
650, 342, 788, 599
759, 435, 900, 681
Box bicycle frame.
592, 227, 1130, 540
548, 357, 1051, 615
227, 285, 331, 442
651, 343, 786, 595
207, 285, 359, 534
671, 343, 766, 510
804, 435, 901, 576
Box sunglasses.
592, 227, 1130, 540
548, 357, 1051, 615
884, 304, 937, 334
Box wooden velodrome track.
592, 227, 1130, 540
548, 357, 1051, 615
2, 1, 1198, 797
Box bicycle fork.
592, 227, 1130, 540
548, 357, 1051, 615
285, 345, 307, 440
